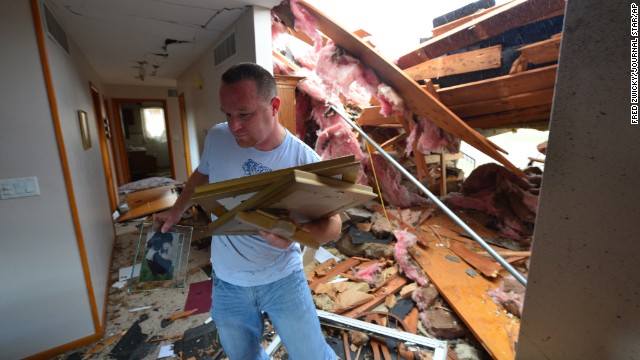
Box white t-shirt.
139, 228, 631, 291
197, 123, 321, 286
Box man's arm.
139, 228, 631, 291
260, 213, 343, 249
153, 170, 209, 233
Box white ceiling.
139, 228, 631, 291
45, 0, 282, 86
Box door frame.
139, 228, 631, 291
111, 98, 175, 185
89, 83, 117, 211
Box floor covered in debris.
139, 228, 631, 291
53, 167, 534, 360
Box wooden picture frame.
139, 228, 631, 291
206, 169, 377, 247
78, 110, 91, 149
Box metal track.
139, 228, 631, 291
317, 310, 448, 360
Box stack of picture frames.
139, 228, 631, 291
192, 155, 378, 248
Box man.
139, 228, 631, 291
154, 62, 341, 360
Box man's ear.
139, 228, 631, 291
271, 96, 281, 115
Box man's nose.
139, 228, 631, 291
228, 117, 242, 131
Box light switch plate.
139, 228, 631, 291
0, 176, 40, 200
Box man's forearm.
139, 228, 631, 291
171, 170, 209, 215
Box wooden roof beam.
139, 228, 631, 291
397, 0, 567, 69
449, 88, 554, 118
404, 45, 502, 80
464, 104, 552, 129
437, 64, 558, 107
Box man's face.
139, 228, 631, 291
219, 80, 279, 150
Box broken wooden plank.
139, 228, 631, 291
448, 241, 503, 278
357, 106, 404, 127
516, 34, 562, 65
309, 257, 361, 292
273, 49, 301, 73
448, 88, 555, 118
411, 244, 520, 360
340, 274, 408, 318
295, 1, 524, 176
437, 64, 557, 107
397, 0, 567, 69
404, 45, 502, 80
464, 104, 552, 129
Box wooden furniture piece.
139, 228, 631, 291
115, 185, 178, 222
275, 75, 305, 134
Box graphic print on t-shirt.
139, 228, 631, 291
242, 159, 272, 176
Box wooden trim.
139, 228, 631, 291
22, 332, 104, 360
31, 0, 101, 335
111, 100, 130, 185
162, 99, 176, 179
178, 93, 192, 177
104, 97, 122, 191
404, 45, 502, 80
90, 83, 117, 211
397, 0, 567, 69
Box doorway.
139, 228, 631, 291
113, 99, 175, 183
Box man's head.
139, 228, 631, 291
222, 62, 278, 101
220, 62, 284, 150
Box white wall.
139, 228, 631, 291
106, 85, 187, 182
0, 2, 109, 358
177, 6, 273, 168
516, 1, 640, 359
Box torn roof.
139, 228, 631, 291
272, 0, 565, 176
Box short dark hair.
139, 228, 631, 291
221, 62, 277, 102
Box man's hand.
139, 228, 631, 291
153, 208, 182, 233
259, 230, 293, 249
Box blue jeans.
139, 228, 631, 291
210, 270, 337, 360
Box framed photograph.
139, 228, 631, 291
129, 221, 193, 292
78, 110, 91, 149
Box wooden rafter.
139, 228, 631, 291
448, 88, 555, 118
295, 0, 524, 176
437, 64, 558, 107
404, 45, 502, 80
396, 0, 567, 69
510, 34, 562, 73
464, 104, 552, 129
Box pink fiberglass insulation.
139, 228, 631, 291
377, 84, 406, 117
405, 116, 461, 156
354, 262, 384, 285
271, 17, 289, 44
444, 163, 538, 243
289, 0, 323, 51
487, 286, 524, 318
311, 102, 342, 129
393, 230, 429, 286
364, 153, 428, 208
315, 121, 364, 161
316, 42, 364, 97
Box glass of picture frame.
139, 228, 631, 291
128, 221, 193, 292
